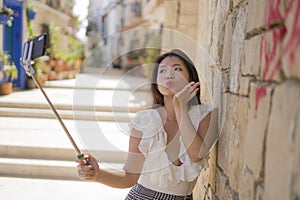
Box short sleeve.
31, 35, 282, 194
128, 110, 162, 156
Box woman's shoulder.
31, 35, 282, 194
129, 108, 161, 132
134, 108, 160, 119
190, 104, 217, 113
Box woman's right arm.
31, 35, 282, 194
77, 128, 145, 188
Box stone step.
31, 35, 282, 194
0, 107, 135, 122
0, 157, 124, 180
0, 117, 129, 180
0, 87, 151, 113
0, 117, 130, 163
0, 177, 130, 199
0, 145, 127, 163
45, 72, 150, 91
0, 101, 144, 112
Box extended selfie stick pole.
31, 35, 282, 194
20, 38, 85, 160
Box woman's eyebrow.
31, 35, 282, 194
159, 63, 182, 68
172, 63, 182, 67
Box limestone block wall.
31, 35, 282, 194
192, 0, 300, 199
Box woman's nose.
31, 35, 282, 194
166, 69, 174, 79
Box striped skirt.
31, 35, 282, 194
124, 183, 193, 200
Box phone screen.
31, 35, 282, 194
31, 33, 47, 59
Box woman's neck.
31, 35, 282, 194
163, 96, 177, 121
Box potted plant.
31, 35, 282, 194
0, 6, 14, 27
0, 53, 18, 95
26, 3, 36, 21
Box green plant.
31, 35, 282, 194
48, 23, 84, 68
0, 6, 14, 27
25, 3, 36, 38
3, 63, 18, 82
48, 23, 63, 59
65, 35, 84, 66
27, 3, 35, 11
32, 58, 46, 77
0, 52, 18, 83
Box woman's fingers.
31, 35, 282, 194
190, 82, 200, 91
77, 164, 96, 180
174, 82, 200, 106
76, 154, 99, 180
185, 82, 200, 96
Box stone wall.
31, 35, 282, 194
190, 0, 300, 199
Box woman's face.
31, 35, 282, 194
156, 56, 190, 96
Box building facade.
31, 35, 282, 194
0, 0, 79, 89
86, 0, 164, 71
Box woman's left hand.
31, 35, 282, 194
173, 82, 200, 108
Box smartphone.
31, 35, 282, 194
21, 33, 48, 62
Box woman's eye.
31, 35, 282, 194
159, 69, 167, 73
174, 67, 182, 71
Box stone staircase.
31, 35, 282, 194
0, 72, 151, 180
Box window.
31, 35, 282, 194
102, 14, 108, 45
131, 1, 141, 17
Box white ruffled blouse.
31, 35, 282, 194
128, 104, 218, 196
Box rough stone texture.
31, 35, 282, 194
246, 0, 268, 33
222, 15, 233, 70
217, 94, 248, 191
244, 83, 274, 179
215, 167, 228, 199
164, 0, 178, 28
242, 36, 261, 76
255, 185, 265, 200
260, 29, 285, 82
177, 25, 198, 41
264, 0, 286, 26
210, 0, 231, 66
162, 0, 199, 56
212, 67, 227, 135
161, 28, 198, 62
291, 110, 300, 200
215, 167, 239, 200
217, 93, 231, 173
265, 80, 300, 200
229, 2, 247, 94
180, 0, 199, 15
34, 2, 71, 30
197, 1, 215, 51
193, 147, 217, 200
239, 76, 251, 96
238, 166, 255, 200
179, 14, 198, 26
282, 0, 300, 80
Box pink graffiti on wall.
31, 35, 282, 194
255, 0, 300, 116
282, 0, 300, 64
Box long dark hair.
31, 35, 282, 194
150, 49, 201, 108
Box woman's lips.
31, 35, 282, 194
165, 80, 175, 87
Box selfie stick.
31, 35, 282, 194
20, 37, 85, 161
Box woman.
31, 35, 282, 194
77, 49, 218, 199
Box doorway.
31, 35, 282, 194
3, 0, 24, 88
